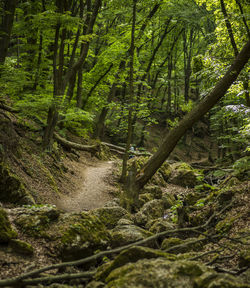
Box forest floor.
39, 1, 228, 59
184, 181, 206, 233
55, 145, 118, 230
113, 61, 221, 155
55, 159, 117, 212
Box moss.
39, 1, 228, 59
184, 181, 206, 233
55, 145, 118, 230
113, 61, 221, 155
161, 237, 183, 251
239, 249, 250, 268
61, 212, 110, 261
138, 193, 153, 207
215, 215, 238, 235
97, 246, 176, 281
0, 208, 17, 243
9, 239, 34, 255
0, 163, 35, 205
91, 207, 130, 229
14, 206, 60, 238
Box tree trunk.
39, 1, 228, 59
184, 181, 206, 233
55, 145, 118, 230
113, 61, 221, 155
135, 40, 250, 189
0, 0, 17, 64
120, 0, 137, 183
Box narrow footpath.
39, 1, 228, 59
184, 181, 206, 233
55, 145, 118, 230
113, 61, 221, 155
56, 160, 115, 212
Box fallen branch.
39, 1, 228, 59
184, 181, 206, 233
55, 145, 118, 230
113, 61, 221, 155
54, 133, 99, 154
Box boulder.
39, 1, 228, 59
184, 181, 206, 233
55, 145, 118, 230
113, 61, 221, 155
13, 205, 60, 238
103, 258, 248, 288
142, 185, 162, 199
134, 199, 165, 227
91, 206, 131, 229
96, 246, 176, 281
8, 239, 34, 256
161, 237, 204, 253
146, 218, 175, 234
110, 222, 152, 248
0, 208, 17, 243
60, 212, 111, 261
168, 162, 200, 188
0, 163, 35, 205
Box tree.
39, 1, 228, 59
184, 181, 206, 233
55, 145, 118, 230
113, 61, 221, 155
135, 39, 250, 189
0, 0, 17, 64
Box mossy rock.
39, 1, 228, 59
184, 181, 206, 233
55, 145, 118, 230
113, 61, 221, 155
110, 224, 152, 248
104, 258, 248, 288
105, 259, 206, 288
239, 249, 250, 268
134, 199, 165, 227
86, 281, 105, 288
96, 246, 176, 281
159, 161, 173, 182
61, 212, 111, 261
138, 193, 153, 207
91, 206, 131, 229
185, 191, 204, 206
0, 208, 17, 243
168, 162, 201, 188
146, 218, 175, 234
14, 205, 60, 238
8, 239, 34, 256
0, 163, 35, 205
215, 215, 237, 235
162, 192, 176, 209
142, 185, 162, 199
161, 237, 205, 254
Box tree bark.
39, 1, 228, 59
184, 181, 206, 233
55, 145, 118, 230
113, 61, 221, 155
135, 40, 250, 189
0, 0, 17, 64
120, 0, 137, 183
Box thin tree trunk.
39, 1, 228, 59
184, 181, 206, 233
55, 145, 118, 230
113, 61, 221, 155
0, 0, 17, 64
135, 40, 250, 189
120, 0, 137, 183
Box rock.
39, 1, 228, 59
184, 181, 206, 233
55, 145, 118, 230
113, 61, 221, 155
96, 246, 176, 281
146, 218, 175, 233
161, 237, 204, 254
239, 249, 250, 268
0, 208, 17, 243
134, 199, 165, 227
168, 162, 200, 188
86, 281, 105, 288
8, 239, 34, 255
110, 223, 152, 248
162, 192, 176, 209
91, 206, 130, 229
104, 198, 120, 207
103, 258, 248, 288
0, 163, 35, 205
142, 185, 162, 199
13, 205, 60, 238
60, 212, 111, 261
105, 259, 205, 287
138, 193, 154, 207
159, 161, 173, 182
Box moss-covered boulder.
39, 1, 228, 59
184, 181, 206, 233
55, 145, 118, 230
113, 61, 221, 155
110, 222, 152, 248
0, 208, 17, 243
103, 258, 248, 288
8, 239, 34, 255
168, 162, 200, 188
104, 259, 205, 288
138, 193, 154, 207
161, 237, 204, 254
134, 199, 165, 227
96, 246, 176, 281
239, 249, 250, 268
142, 185, 162, 199
91, 206, 131, 229
162, 192, 176, 209
13, 205, 60, 238
0, 163, 35, 205
146, 218, 175, 233
61, 212, 111, 261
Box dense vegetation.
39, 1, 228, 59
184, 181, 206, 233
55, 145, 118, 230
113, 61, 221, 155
1, 0, 249, 162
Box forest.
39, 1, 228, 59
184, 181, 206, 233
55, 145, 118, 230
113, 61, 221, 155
0, 0, 250, 287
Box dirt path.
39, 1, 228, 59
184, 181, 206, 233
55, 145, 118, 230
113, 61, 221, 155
56, 160, 115, 212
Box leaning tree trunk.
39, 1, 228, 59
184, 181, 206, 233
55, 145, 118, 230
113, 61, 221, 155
135, 40, 250, 189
